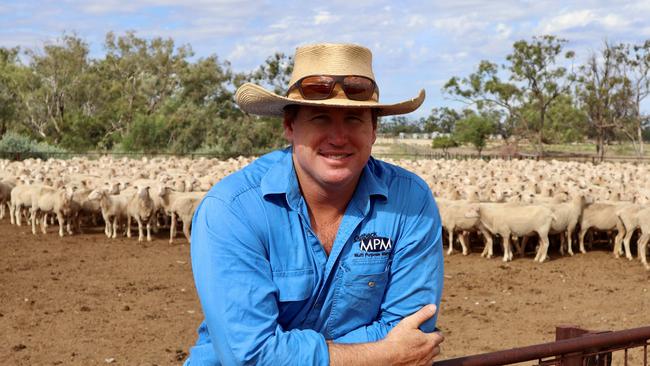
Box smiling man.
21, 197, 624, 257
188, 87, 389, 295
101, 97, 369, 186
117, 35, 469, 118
185, 43, 444, 366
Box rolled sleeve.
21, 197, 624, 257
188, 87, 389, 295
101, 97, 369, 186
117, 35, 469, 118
335, 188, 444, 344
189, 196, 330, 365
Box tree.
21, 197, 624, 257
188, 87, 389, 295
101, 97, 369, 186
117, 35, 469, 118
431, 136, 457, 156
246, 52, 294, 95
453, 110, 497, 156
612, 41, 650, 156
423, 107, 461, 133
575, 43, 631, 162
0, 47, 22, 137
378, 116, 422, 135
443, 60, 522, 140
506, 35, 575, 154
99, 31, 193, 143
543, 94, 588, 143
16, 34, 92, 143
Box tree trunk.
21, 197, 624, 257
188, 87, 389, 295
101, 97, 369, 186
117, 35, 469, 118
597, 132, 605, 162
638, 124, 645, 156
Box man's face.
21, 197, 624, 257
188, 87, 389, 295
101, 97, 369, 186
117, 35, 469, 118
284, 106, 376, 192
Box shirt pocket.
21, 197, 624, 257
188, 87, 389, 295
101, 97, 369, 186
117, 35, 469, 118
273, 269, 314, 302
329, 265, 390, 339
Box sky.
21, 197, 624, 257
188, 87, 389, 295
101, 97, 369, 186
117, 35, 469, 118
1, 0, 650, 119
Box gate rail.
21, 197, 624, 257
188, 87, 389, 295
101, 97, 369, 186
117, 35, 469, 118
437, 325, 650, 366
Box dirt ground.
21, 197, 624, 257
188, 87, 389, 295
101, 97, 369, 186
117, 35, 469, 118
3, 217, 650, 365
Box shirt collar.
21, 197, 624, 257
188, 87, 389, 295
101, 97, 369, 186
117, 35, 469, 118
260, 147, 388, 212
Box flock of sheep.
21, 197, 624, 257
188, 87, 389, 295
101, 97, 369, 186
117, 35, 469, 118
0, 155, 252, 244
398, 158, 650, 269
2, 155, 650, 269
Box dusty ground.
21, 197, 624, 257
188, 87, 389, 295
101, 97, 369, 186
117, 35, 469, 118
2, 217, 650, 365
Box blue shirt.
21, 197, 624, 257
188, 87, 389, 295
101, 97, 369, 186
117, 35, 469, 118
185, 147, 443, 366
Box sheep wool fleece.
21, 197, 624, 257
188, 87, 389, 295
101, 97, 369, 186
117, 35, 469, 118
185, 147, 444, 366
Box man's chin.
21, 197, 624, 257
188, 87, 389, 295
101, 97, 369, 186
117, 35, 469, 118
318, 172, 358, 188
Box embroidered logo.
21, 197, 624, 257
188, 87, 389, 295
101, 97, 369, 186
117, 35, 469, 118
355, 232, 393, 253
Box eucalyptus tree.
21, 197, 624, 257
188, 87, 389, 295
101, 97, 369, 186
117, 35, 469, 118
0, 47, 22, 137
611, 41, 650, 156
506, 35, 575, 154
443, 60, 521, 140
575, 43, 632, 162
453, 109, 498, 156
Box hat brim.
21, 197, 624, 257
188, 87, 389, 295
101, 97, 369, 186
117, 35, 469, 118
235, 83, 425, 117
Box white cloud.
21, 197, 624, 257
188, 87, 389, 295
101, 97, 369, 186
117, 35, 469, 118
313, 10, 339, 25
269, 16, 294, 30
600, 14, 627, 28
539, 9, 632, 34
431, 15, 489, 37
407, 14, 427, 28
540, 10, 596, 34
496, 23, 512, 39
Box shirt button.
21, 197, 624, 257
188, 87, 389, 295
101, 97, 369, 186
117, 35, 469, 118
368, 281, 376, 288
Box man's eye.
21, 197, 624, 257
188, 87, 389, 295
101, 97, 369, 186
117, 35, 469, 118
347, 116, 364, 123
310, 115, 328, 123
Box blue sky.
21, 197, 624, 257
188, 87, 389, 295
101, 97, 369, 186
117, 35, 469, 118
2, 0, 650, 119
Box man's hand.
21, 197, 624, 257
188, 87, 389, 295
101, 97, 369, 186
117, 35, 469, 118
328, 304, 443, 366
381, 304, 444, 365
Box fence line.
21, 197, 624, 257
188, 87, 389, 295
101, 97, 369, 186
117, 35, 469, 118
437, 325, 650, 366
3, 148, 650, 164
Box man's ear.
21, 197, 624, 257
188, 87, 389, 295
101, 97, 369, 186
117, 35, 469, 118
283, 115, 294, 142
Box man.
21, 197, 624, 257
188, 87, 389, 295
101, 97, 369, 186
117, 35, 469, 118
185, 43, 444, 365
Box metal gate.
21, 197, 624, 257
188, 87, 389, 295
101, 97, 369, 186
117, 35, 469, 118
436, 325, 650, 366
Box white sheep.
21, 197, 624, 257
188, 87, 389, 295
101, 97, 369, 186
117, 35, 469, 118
157, 185, 205, 243
0, 179, 15, 219
578, 202, 626, 255
468, 203, 556, 262
88, 188, 132, 239
125, 185, 155, 242
29, 186, 76, 236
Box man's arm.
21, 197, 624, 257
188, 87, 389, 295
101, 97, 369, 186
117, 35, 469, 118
329, 305, 444, 366
191, 196, 330, 365
335, 186, 444, 344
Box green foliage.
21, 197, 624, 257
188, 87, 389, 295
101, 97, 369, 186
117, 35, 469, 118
196, 116, 285, 157
544, 95, 588, 143
424, 107, 461, 133
453, 111, 497, 155
506, 35, 575, 150
378, 116, 423, 135
247, 52, 294, 95
431, 136, 458, 153
0, 132, 68, 160
119, 112, 174, 153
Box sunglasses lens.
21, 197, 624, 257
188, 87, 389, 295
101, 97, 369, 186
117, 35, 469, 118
299, 76, 335, 99
343, 76, 375, 100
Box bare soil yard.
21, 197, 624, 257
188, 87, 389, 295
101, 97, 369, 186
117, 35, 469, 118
2, 217, 650, 365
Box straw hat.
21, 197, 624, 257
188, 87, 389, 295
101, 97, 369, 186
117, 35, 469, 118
235, 43, 425, 117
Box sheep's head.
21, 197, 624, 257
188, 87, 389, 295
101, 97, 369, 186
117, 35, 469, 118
88, 189, 104, 201
137, 185, 151, 200
105, 182, 120, 195
157, 185, 169, 198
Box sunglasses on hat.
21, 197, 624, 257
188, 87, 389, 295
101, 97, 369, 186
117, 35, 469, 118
287, 75, 379, 101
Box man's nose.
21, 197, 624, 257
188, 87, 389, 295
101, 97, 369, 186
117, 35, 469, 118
327, 120, 348, 145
